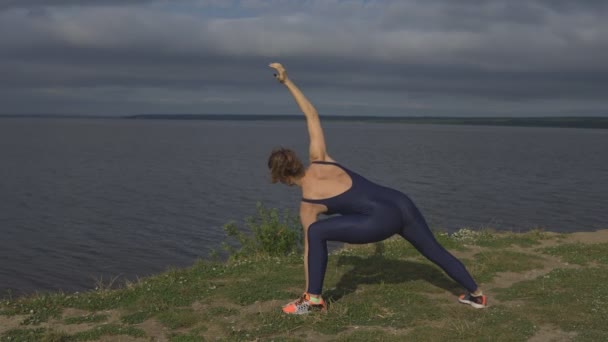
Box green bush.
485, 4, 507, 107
220, 202, 302, 259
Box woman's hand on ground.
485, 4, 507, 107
269, 62, 288, 83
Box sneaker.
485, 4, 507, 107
458, 292, 487, 309
282, 293, 327, 315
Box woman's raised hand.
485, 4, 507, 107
269, 62, 288, 84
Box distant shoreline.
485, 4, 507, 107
2, 114, 608, 129
128, 114, 608, 129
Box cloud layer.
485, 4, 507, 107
1, 0, 607, 116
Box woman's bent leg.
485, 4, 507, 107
306, 214, 396, 295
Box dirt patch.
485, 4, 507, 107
538, 229, 608, 246
489, 269, 549, 290
451, 245, 486, 260
192, 299, 250, 340
217, 299, 287, 335
42, 320, 94, 335
534, 237, 566, 249
312, 325, 410, 342
421, 290, 461, 305
488, 261, 580, 291
483, 246, 581, 304
240, 300, 284, 315
200, 323, 228, 342
568, 229, 608, 244
105, 309, 123, 324
28, 309, 126, 337
61, 308, 92, 318
0, 314, 27, 334
136, 318, 169, 341
45, 308, 111, 335
191, 299, 241, 313
528, 324, 577, 342
97, 336, 150, 342
286, 329, 339, 342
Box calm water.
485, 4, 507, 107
1, 118, 607, 296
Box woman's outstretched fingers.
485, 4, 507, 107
269, 62, 283, 70
269, 62, 288, 83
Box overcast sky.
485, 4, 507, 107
1, 0, 607, 117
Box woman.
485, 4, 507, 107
267, 63, 487, 315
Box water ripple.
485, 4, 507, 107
1, 118, 607, 296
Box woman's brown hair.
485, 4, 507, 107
267, 148, 305, 184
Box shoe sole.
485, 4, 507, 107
458, 298, 487, 309
282, 304, 327, 315
282, 307, 327, 315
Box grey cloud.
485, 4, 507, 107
1, 0, 607, 116
3, 1, 607, 70
0, 0, 158, 11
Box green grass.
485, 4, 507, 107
120, 310, 151, 324
169, 333, 207, 342
469, 250, 546, 282
2, 228, 607, 341
475, 229, 552, 248
157, 308, 200, 329
337, 329, 407, 342
326, 255, 462, 300
168, 324, 209, 341
336, 235, 468, 261
407, 305, 537, 341
539, 242, 608, 265
1, 293, 64, 325
496, 267, 608, 341
312, 290, 446, 333
70, 324, 146, 341
449, 228, 553, 248
206, 306, 238, 317
0, 328, 48, 342
63, 313, 109, 325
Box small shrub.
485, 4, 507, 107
221, 202, 302, 259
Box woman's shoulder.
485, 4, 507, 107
323, 155, 337, 163
306, 158, 347, 180
309, 155, 337, 164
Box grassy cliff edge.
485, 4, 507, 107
1, 226, 608, 342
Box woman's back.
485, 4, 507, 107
301, 161, 352, 201
301, 161, 409, 216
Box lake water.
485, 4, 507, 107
1, 118, 607, 297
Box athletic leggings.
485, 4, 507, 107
302, 161, 478, 295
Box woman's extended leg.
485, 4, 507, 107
399, 206, 483, 300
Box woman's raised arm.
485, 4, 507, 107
269, 63, 330, 162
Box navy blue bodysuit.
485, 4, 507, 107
301, 161, 477, 295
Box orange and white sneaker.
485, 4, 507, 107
282, 293, 327, 315
458, 292, 488, 309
